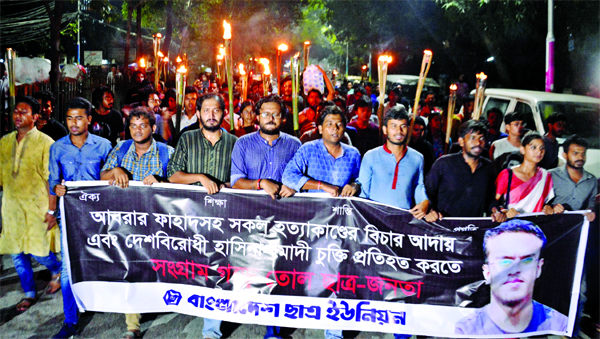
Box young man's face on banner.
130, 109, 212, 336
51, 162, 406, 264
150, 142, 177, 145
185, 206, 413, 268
483, 232, 544, 307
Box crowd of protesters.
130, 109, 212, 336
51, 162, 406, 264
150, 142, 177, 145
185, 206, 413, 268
0, 64, 597, 339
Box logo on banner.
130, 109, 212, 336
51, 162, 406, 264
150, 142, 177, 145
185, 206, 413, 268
79, 192, 100, 202
163, 289, 182, 305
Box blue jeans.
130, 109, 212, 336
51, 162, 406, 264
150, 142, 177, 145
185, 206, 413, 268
202, 318, 222, 339
11, 251, 61, 299
325, 330, 411, 339
60, 223, 78, 325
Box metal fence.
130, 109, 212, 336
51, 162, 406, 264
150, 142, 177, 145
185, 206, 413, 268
1, 66, 108, 136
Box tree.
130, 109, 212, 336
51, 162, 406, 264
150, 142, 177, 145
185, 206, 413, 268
43, 0, 64, 96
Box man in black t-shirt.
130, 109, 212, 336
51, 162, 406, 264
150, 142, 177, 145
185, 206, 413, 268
33, 91, 68, 141
90, 86, 124, 146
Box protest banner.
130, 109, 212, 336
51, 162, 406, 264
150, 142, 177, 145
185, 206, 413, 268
61, 182, 587, 338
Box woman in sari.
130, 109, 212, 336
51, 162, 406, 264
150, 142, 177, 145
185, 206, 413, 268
495, 131, 563, 218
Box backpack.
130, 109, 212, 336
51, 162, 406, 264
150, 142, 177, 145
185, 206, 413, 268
116, 139, 170, 177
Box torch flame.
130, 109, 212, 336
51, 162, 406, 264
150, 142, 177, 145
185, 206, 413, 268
449, 84, 458, 91
476, 72, 487, 80
264, 65, 271, 75
239, 63, 246, 75
278, 44, 289, 52
156, 33, 162, 38
177, 65, 187, 73
217, 54, 223, 61
163, 57, 169, 62
259, 58, 270, 66
223, 20, 231, 40
219, 46, 226, 57
304, 41, 311, 46
424, 50, 433, 56
362, 65, 367, 70
378, 55, 392, 63
139, 58, 146, 68
293, 52, 300, 59
176, 56, 182, 63
157, 51, 164, 58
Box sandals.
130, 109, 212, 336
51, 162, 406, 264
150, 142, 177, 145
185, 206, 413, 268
16, 297, 37, 313
46, 273, 61, 294
121, 330, 142, 339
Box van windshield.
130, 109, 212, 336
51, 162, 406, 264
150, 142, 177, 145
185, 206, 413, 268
538, 101, 600, 148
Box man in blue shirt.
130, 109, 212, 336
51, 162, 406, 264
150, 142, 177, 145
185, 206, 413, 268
230, 95, 301, 339
100, 106, 174, 339
282, 105, 360, 197
49, 97, 112, 339
231, 95, 301, 199
357, 107, 429, 219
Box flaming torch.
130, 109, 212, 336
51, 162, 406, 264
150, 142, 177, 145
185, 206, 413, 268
259, 58, 270, 97
153, 33, 162, 89
290, 52, 300, 134
239, 63, 248, 102
277, 44, 288, 95
407, 49, 433, 144
377, 54, 392, 134
472, 72, 487, 121
174, 64, 188, 135
303, 41, 311, 71
445, 84, 458, 154
223, 20, 234, 131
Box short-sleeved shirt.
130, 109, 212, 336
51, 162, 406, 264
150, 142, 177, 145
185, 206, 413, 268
425, 152, 496, 217
358, 145, 427, 209
49, 133, 112, 193
282, 139, 361, 192
91, 109, 124, 146
40, 119, 68, 141
103, 139, 174, 180
550, 165, 597, 211
167, 129, 237, 186
230, 132, 301, 186
455, 301, 568, 335
347, 120, 380, 156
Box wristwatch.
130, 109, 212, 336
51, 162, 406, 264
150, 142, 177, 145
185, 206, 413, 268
47, 210, 56, 216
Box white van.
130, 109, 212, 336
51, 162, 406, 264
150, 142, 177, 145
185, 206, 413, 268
473, 89, 600, 177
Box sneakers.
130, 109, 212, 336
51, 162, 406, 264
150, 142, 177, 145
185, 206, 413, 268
52, 323, 79, 339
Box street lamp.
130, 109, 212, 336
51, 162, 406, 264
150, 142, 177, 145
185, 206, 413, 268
277, 43, 288, 95
303, 41, 311, 71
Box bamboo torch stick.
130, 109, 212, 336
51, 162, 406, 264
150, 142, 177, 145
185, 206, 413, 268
291, 52, 300, 135
377, 54, 392, 141
407, 50, 433, 145
239, 63, 247, 102
472, 72, 487, 121
174, 65, 187, 136
445, 84, 457, 154
223, 20, 234, 131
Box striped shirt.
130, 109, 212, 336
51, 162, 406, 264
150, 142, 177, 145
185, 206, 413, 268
167, 129, 237, 185
102, 139, 174, 180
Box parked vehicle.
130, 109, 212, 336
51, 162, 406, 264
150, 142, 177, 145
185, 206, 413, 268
472, 88, 600, 177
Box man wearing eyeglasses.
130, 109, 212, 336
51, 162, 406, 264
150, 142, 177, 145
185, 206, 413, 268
231, 95, 301, 199
455, 219, 567, 335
